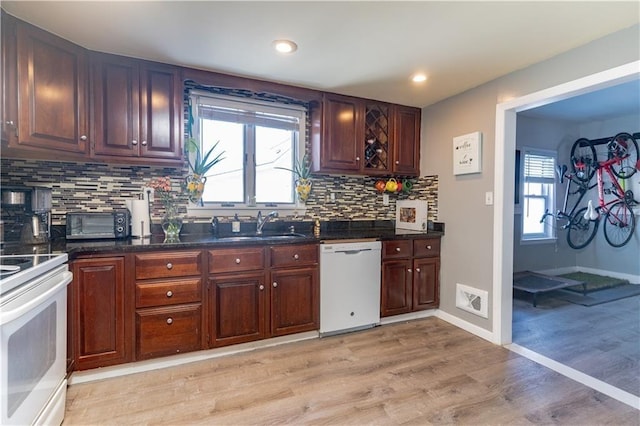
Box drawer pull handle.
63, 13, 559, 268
293, 254, 299, 260
416, 268, 421, 273
259, 285, 264, 290
166, 262, 173, 270
166, 290, 173, 298
273, 282, 278, 288
235, 258, 241, 264
426, 245, 432, 250
166, 318, 173, 325
395, 247, 401, 252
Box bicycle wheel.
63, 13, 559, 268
567, 206, 599, 249
570, 138, 597, 182
603, 201, 636, 247
609, 132, 639, 179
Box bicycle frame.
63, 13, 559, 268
594, 156, 629, 216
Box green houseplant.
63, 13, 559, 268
276, 153, 312, 203
184, 138, 225, 204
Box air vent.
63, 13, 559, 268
456, 283, 488, 318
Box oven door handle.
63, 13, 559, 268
1, 270, 72, 325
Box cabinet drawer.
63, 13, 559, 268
136, 304, 202, 360
135, 251, 202, 279
413, 238, 440, 258
135, 278, 201, 308
270, 244, 318, 268
382, 239, 412, 259
209, 247, 265, 274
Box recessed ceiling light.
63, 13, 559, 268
273, 40, 298, 54
412, 73, 428, 83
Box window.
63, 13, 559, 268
189, 92, 306, 208
522, 149, 556, 241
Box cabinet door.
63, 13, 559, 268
139, 62, 182, 160
381, 259, 412, 317
413, 257, 440, 310
91, 53, 139, 157
209, 272, 266, 347
392, 105, 420, 176
16, 21, 88, 154
318, 93, 363, 172
270, 267, 319, 336
363, 101, 392, 175
136, 303, 202, 360
72, 257, 129, 370
1, 12, 18, 144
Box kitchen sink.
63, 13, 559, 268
214, 233, 309, 242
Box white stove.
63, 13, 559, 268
1, 252, 71, 426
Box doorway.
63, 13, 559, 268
492, 60, 640, 408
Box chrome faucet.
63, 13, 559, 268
256, 210, 278, 234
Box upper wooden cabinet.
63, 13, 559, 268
311, 93, 421, 176
3, 17, 89, 155
90, 53, 183, 164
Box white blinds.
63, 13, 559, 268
524, 152, 555, 183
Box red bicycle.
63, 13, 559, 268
566, 134, 638, 249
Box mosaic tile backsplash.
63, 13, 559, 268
1, 158, 438, 226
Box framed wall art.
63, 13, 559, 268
453, 131, 482, 175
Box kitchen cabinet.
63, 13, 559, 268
1, 12, 17, 145
311, 92, 421, 176
208, 243, 319, 347
133, 250, 204, 359
72, 256, 131, 370
8, 19, 89, 155
381, 237, 440, 317
91, 52, 183, 164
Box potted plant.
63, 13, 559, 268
184, 138, 225, 204
276, 153, 312, 203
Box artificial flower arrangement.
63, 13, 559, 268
147, 176, 182, 240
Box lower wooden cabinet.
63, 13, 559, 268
71, 256, 131, 370
270, 267, 319, 336
381, 238, 440, 317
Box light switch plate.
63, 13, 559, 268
485, 191, 493, 205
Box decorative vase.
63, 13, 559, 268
161, 207, 183, 242
296, 178, 312, 203
185, 174, 207, 204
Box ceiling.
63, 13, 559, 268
2, 1, 639, 112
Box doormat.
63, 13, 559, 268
559, 272, 629, 293
552, 284, 640, 306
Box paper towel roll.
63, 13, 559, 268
127, 199, 151, 237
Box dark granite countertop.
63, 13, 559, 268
1, 220, 444, 259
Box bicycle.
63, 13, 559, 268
566, 140, 638, 249
570, 132, 639, 183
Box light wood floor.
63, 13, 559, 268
513, 291, 640, 396
64, 318, 638, 425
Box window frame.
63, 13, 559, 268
186, 91, 308, 217
520, 147, 557, 243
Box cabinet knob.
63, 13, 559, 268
426, 245, 432, 250
132, 140, 138, 145
356, 156, 360, 161
166, 290, 173, 297
141, 140, 147, 146
166, 262, 173, 269
235, 258, 241, 264
408, 268, 412, 273
166, 318, 173, 325
5, 120, 14, 126
395, 247, 401, 252
395, 160, 399, 165
80, 135, 87, 141
273, 282, 278, 288
416, 268, 421, 273
293, 254, 299, 260
259, 284, 264, 290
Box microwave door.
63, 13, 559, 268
69, 215, 113, 238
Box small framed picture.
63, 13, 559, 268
453, 131, 482, 175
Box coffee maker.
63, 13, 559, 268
1, 185, 52, 245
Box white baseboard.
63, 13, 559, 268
435, 309, 497, 344
379, 310, 436, 325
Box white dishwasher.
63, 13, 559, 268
320, 240, 382, 335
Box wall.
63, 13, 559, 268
421, 24, 640, 330
512, 115, 579, 273
575, 114, 640, 279
0, 158, 439, 225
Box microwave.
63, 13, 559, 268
66, 210, 131, 240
